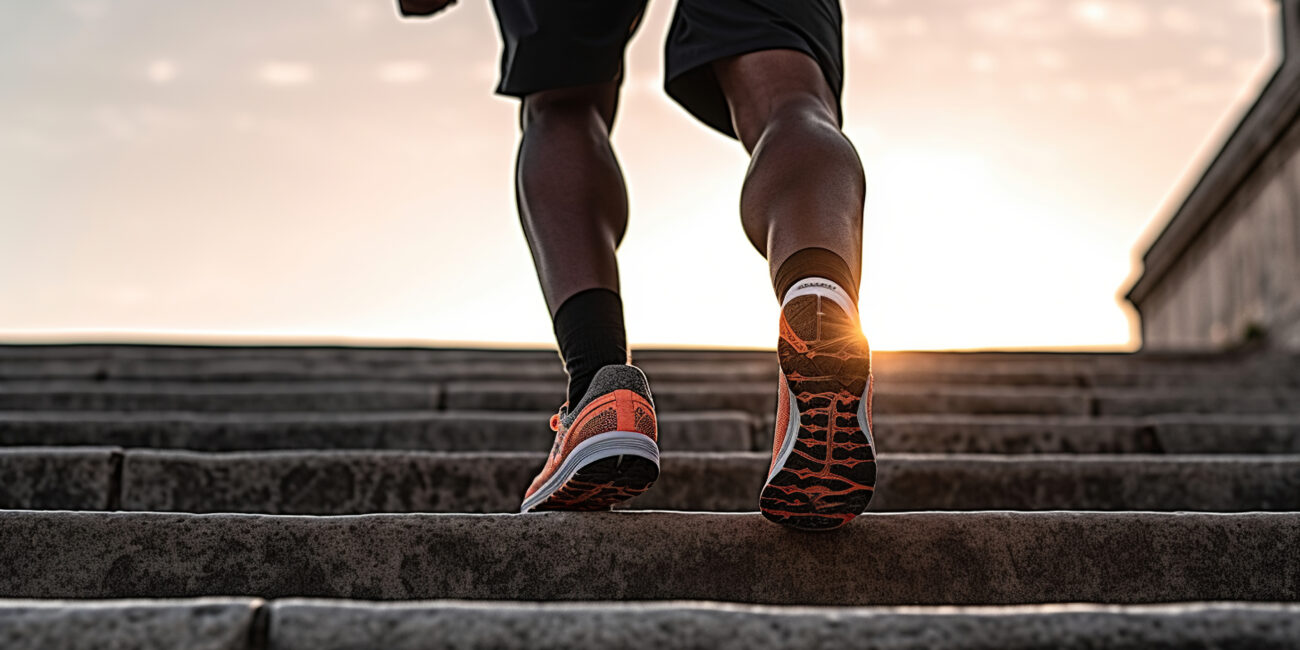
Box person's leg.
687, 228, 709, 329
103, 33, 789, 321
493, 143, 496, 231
516, 81, 630, 407
515, 83, 662, 514
492, 0, 659, 513
712, 48, 875, 530
712, 49, 865, 304
517, 81, 626, 315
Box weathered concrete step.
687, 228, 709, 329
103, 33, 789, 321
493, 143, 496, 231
4, 412, 1299, 454
267, 600, 1300, 650
447, 382, 1300, 416
0, 598, 259, 650
0, 411, 751, 452
0, 343, 1252, 366
2, 358, 1293, 389
859, 414, 1300, 454
4, 599, 1297, 650
17, 448, 1300, 513
6, 381, 1299, 416
1, 511, 1294, 604
6, 346, 1289, 387
7, 447, 1300, 513
0, 448, 119, 511
0, 381, 441, 412
5, 345, 1294, 389
108, 450, 1300, 514
0, 359, 771, 385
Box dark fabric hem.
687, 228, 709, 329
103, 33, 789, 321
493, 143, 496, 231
664, 40, 844, 139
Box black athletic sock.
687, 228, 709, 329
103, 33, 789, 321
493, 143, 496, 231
773, 247, 859, 305
552, 288, 629, 408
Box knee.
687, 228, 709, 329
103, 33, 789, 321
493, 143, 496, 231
521, 85, 617, 135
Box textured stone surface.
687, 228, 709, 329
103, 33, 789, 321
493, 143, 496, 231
11, 380, 1298, 417
115, 450, 1300, 514
1096, 389, 1300, 416
870, 453, 1300, 511
4, 343, 1278, 370
269, 600, 1300, 650
816, 415, 1156, 454
770, 414, 1300, 454
119, 450, 552, 514
444, 382, 1100, 417
0, 511, 1295, 604
0, 411, 751, 452
0, 358, 787, 385
0, 598, 258, 650
0, 381, 441, 412
7, 412, 1299, 455
451, 383, 1300, 418
1149, 414, 1300, 453
0, 447, 118, 510
4, 598, 1297, 649
8, 356, 1296, 390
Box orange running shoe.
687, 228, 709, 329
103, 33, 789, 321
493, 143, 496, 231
760, 277, 876, 530
520, 364, 660, 513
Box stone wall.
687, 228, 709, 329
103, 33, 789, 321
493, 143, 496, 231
1140, 114, 1300, 349
1127, 0, 1300, 351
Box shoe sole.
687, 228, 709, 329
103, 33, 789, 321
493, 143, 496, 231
521, 431, 660, 513
760, 292, 876, 531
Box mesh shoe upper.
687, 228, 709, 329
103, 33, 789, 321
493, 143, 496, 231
524, 364, 657, 499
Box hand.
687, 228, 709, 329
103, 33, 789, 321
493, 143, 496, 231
397, 0, 457, 18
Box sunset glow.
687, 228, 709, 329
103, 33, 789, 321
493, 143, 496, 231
0, 0, 1280, 350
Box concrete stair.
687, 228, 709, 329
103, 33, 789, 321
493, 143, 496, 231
4, 448, 1300, 513
6, 381, 1300, 416
2, 600, 1299, 650
2, 510, 1296, 603
0, 343, 1298, 647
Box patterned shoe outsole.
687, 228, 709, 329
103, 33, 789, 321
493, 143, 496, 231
760, 294, 876, 531
533, 454, 660, 512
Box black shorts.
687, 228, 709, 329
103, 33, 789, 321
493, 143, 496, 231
490, 0, 844, 139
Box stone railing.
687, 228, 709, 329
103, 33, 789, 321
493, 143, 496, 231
1126, 0, 1300, 350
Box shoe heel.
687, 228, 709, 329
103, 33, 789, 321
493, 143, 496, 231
524, 431, 660, 512
764, 294, 875, 530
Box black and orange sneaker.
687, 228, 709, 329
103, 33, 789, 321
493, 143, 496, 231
520, 364, 660, 513
760, 277, 876, 531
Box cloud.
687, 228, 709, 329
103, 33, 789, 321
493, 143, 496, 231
1035, 48, 1068, 70
377, 61, 429, 84
93, 106, 135, 140
1136, 68, 1185, 88
848, 20, 885, 60
1101, 83, 1135, 114
969, 52, 999, 73
1180, 83, 1231, 105
147, 60, 177, 84
1200, 47, 1229, 67
1069, 1, 1149, 37
63, 0, 107, 21
967, 0, 1063, 40
1159, 7, 1200, 34
1057, 81, 1089, 102
899, 15, 930, 37
256, 62, 315, 86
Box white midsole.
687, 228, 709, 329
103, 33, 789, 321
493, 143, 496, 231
766, 384, 803, 484
520, 431, 660, 513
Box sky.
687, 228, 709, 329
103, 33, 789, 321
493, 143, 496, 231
0, 0, 1281, 350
